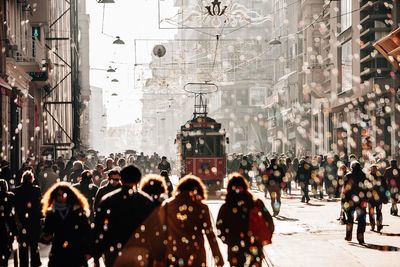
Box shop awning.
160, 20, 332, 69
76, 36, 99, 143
374, 27, 400, 71
0, 77, 12, 96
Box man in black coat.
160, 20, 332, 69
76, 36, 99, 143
263, 158, 284, 216
296, 158, 312, 203
94, 165, 155, 267
342, 161, 368, 244
73, 170, 98, 218
93, 169, 122, 215
14, 171, 42, 267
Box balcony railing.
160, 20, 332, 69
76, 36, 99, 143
15, 38, 46, 66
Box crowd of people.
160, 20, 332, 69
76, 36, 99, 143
228, 152, 400, 244
0, 152, 274, 267
0, 150, 399, 266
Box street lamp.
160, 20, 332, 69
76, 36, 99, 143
113, 36, 125, 45
107, 66, 116, 72
97, 0, 115, 3
111, 78, 119, 82
268, 37, 282, 45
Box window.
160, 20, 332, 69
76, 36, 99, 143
340, 40, 352, 93
236, 88, 249, 106
249, 87, 266, 106
340, 0, 352, 31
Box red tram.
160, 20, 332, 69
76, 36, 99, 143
176, 83, 227, 191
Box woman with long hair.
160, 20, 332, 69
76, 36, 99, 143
153, 175, 224, 267
217, 173, 274, 267
41, 182, 92, 267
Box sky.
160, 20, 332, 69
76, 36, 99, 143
86, 0, 177, 127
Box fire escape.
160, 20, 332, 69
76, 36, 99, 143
43, 0, 80, 156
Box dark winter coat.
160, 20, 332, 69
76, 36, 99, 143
43, 207, 91, 267
92, 182, 121, 213
384, 166, 400, 199
217, 194, 274, 246
68, 168, 83, 184
14, 182, 42, 243
296, 161, 312, 185
264, 163, 284, 187
342, 169, 368, 210
94, 186, 155, 258
0, 191, 17, 253
73, 181, 98, 210
368, 173, 389, 206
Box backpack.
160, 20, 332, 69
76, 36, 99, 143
248, 200, 273, 245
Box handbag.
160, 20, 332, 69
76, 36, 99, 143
248, 200, 272, 245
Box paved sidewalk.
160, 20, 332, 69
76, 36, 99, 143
261, 190, 400, 267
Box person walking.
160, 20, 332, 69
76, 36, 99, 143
384, 159, 400, 216
94, 165, 155, 267
68, 161, 84, 184
263, 158, 284, 216
14, 171, 42, 267
38, 160, 59, 194
296, 158, 312, 203
140, 174, 168, 205
217, 173, 274, 267
342, 161, 368, 244
40, 182, 92, 267
153, 175, 224, 267
367, 164, 388, 232
323, 155, 338, 200
93, 169, 122, 215
73, 170, 98, 218
0, 179, 17, 267
160, 170, 173, 197
157, 156, 171, 174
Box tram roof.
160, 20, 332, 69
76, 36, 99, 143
180, 116, 222, 131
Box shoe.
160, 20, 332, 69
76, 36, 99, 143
301, 199, 305, 203
345, 236, 352, 241
306, 199, 310, 203
357, 238, 365, 245
370, 224, 375, 231
377, 225, 383, 232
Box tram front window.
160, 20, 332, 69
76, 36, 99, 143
182, 136, 222, 157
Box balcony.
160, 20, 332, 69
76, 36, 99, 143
15, 38, 46, 68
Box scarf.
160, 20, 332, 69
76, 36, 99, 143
53, 202, 70, 220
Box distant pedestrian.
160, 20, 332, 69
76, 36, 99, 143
68, 160, 84, 184
73, 170, 98, 217
0, 179, 17, 267
342, 161, 368, 244
94, 165, 155, 267
153, 175, 224, 267
160, 170, 173, 197
40, 182, 92, 267
38, 160, 59, 194
384, 159, 400, 216
367, 164, 388, 232
140, 174, 168, 205
92, 164, 105, 187
157, 156, 171, 174
14, 171, 42, 267
263, 158, 284, 216
93, 169, 122, 214
296, 159, 312, 203
323, 155, 338, 200
217, 173, 274, 267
